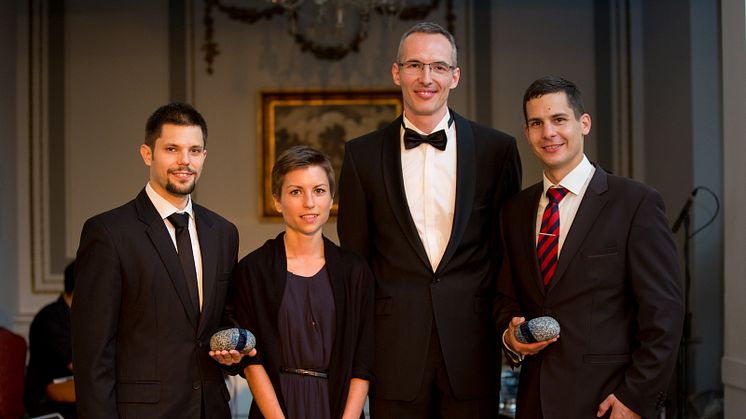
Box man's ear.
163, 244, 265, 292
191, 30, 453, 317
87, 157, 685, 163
581, 113, 592, 135
140, 144, 153, 166
392, 62, 401, 87
448, 66, 461, 90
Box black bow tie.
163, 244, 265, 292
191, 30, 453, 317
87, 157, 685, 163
403, 128, 447, 151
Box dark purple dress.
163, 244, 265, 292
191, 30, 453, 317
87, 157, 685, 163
278, 266, 335, 419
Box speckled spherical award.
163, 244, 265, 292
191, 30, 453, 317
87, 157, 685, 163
210, 328, 256, 354
514, 316, 560, 343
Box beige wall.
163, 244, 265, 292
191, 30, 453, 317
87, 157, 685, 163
14, 0, 175, 330
490, 0, 597, 186
66, 0, 171, 253
0, 0, 19, 328
721, 0, 746, 416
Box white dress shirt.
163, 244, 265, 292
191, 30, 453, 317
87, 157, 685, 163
535, 155, 595, 256
400, 111, 457, 271
145, 183, 204, 310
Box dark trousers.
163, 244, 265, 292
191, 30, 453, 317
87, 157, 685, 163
371, 324, 499, 419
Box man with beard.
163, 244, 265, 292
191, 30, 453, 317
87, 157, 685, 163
72, 103, 240, 418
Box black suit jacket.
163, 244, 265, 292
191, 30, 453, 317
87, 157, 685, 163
496, 166, 684, 419
72, 189, 239, 418
337, 111, 522, 401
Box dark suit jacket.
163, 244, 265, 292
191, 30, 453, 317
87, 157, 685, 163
230, 233, 374, 419
337, 110, 522, 401
496, 166, 684, 419
72, 189, 239, 418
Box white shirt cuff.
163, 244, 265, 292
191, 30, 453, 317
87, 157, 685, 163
502, 329, 524, 364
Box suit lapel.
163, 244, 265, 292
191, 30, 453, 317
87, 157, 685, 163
548, 166, 609, 292
135, 190, 199, 328
381, 116, 432, 270
436, 111, 474, 274
521, 184, 548, 296
194, 204, 216, 336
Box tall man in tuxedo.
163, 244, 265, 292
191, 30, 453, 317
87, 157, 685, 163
496, 76, 684, 419
72, 103, 239, 418
338, 22, 522, 417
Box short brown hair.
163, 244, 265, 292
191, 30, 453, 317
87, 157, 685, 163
523, 75, 586, 123
144, 102, 208, 149
271, 146, 336, 198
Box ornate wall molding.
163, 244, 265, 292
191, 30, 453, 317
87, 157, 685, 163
25, 0, 70, 294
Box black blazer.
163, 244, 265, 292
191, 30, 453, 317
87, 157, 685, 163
231, 233, 374, 419
72, 189, 239, 418
337, 110, 522, 400
496, 166, 684, 419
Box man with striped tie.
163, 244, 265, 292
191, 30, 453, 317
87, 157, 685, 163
495, 76, 684, 419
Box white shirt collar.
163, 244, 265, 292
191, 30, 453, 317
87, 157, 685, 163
402, 110, 452, 135
145, 182, 194, 221
542, 155, 594, 195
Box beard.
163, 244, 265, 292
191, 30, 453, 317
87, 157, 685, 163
164, 165, 198, 196
166, 179, 196, 196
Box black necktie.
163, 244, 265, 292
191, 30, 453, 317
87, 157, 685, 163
403, 128, 447, 151
168, 213, 200, 313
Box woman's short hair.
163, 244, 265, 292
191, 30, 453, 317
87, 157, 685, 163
271, 146, 336, 198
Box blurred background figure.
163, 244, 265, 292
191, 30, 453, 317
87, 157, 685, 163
0, 326, 27, 419
24, 261, 77, 419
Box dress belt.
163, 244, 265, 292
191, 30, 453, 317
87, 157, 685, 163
281, 367, 329, 379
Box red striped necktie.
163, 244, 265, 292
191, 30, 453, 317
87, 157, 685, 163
537, 187, 568, 286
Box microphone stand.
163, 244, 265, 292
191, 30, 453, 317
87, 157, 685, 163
669, 186, 720, 419
674, 210, 692, 419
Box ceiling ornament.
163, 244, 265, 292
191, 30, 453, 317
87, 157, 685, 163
202, 0, 455, 74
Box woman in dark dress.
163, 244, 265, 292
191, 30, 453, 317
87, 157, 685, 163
232, 146, 374, 419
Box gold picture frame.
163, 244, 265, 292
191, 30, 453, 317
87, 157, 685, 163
258, 89, 403, 219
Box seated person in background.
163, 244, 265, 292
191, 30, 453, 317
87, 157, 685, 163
25, 261, 77, 419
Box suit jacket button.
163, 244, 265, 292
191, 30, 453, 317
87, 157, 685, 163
192, 381, 201, 390
431, 276, 440, 284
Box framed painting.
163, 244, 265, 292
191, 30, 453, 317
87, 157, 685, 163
258, 89, 403, 218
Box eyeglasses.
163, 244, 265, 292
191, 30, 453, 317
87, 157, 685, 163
397, 61, 456, 76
